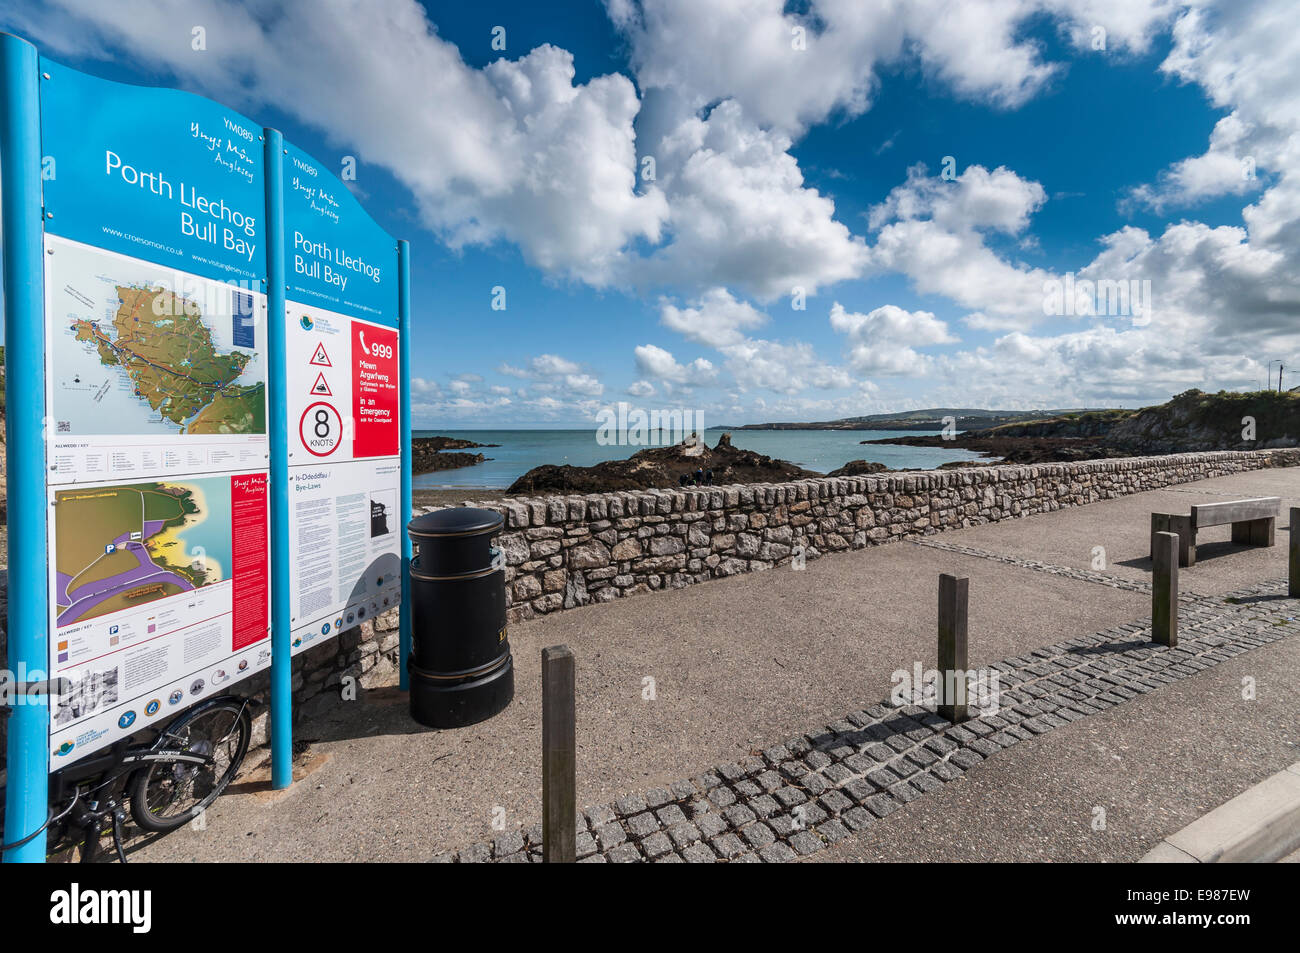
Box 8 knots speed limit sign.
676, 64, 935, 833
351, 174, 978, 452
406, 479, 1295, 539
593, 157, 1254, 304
300, 401, 343, 456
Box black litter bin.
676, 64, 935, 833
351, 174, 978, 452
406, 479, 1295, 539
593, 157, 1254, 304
407, 508, 514, 728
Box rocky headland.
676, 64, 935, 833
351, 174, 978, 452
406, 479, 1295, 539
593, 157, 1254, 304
863, 390, 1299, 464
860, 432, 1121, 464
411, 435, 496, 475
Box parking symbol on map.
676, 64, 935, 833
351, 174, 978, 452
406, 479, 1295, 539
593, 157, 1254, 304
300, 401, 343, 456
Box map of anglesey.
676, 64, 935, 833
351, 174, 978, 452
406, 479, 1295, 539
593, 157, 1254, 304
70, 284, 265, 434
54, 479, 229, 626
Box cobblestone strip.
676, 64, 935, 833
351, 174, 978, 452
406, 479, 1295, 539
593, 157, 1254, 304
911, 537, 1152, 592
1160, 486, 1263, 497
434, 579, 1299, 863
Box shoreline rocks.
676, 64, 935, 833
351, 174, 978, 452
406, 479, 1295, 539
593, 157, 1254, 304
506, 433, 819, 495
826, 460, 889, 477
861, 433, 1119, 464
411, 435, 495, 475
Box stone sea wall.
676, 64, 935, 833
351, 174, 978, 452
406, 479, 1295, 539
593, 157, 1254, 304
464, 449, 1299, 624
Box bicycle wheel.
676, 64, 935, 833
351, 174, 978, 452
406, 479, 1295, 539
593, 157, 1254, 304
129, 697, 251, 833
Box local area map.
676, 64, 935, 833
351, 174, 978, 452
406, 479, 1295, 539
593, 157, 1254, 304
70, 285, 263, 434
50, 238, 267, 436
54, 479, 229, 626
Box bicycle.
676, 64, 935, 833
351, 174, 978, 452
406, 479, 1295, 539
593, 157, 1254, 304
1, 694, 254, 862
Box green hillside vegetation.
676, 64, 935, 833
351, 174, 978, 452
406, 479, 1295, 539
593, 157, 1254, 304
982, 407, 1134, 438
726, 407, 1110, 431
981, 389, 1299, 452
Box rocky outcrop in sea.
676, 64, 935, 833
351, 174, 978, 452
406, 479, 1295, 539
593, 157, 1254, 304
506, 433, 818, 494
411, 436, 495, 475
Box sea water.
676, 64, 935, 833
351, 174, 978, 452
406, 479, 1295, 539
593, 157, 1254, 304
412, 429, 987, 490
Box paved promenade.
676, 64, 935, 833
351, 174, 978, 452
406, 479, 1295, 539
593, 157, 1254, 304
133, 468, 1299, 862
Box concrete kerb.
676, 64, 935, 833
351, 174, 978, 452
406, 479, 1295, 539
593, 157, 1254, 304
1140, 762, 1300, 863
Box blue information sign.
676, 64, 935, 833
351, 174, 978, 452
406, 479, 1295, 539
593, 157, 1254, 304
278, 141, 405, 659
282, 140, 398, 326
0, 33, 413, 860
40, 56, 267, 285
35, 56, 275, 776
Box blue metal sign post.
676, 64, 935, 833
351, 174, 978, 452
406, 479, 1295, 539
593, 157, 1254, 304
0, 31, 50, 864
264, 130, 293, 790
399, 240, 412, 691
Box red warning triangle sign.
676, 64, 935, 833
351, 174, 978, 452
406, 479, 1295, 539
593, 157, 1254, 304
310, 372, 332, 396
310, 342, 332, 366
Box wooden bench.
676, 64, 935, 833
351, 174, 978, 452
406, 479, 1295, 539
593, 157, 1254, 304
1150, 497, 1280, 567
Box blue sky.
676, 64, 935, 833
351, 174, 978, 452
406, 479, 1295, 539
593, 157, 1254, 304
5, 0, 1298, 427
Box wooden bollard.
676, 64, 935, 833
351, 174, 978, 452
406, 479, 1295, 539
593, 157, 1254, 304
1290, 507, 1300, 598
937, 573, 969, 723
541, 645, 576, 863
1152, 531, 1178, 646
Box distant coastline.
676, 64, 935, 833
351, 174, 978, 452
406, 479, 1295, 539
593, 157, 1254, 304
714, 406, 1111, 432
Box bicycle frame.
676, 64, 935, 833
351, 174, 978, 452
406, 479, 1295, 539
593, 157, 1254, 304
45, 735, 216, 862
49, 701, 247, 805
151, 695, 256, 754
2, 694, 258, 859
49, 746, 214, 805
